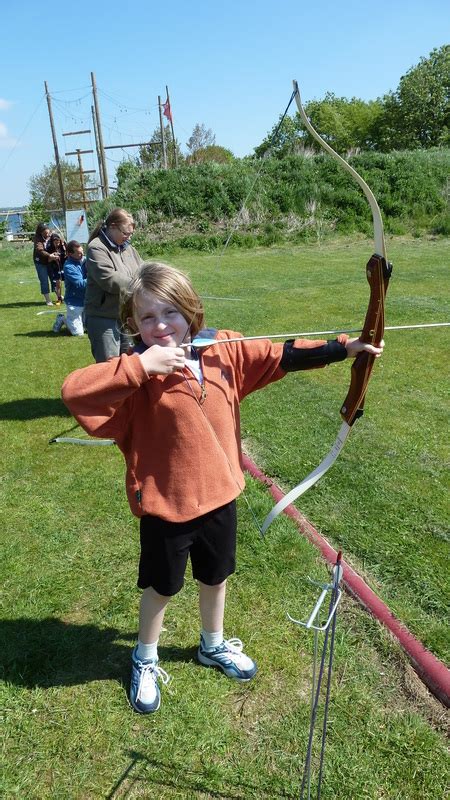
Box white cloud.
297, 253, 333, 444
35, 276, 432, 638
0, 98, 17, 146
0, 121, 18, 148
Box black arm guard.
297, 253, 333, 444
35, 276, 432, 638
280, 339, 347, 372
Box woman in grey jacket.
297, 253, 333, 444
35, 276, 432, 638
85, 208, 143, 362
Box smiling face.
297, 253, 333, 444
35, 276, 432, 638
130, 290, 190, 348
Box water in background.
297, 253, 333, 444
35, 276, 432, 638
0, 209, 65, 235
0, 209, 25, 233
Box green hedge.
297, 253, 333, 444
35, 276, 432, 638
89, 149, 450, 248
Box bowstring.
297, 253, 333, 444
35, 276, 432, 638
218, 89, 297, 257
181, 87, 298, 536
218, 88, 297, 528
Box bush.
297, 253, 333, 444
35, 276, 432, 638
86, 148, 450, 249
430, 211, 450, 236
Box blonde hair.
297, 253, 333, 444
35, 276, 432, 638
88, 207, 134, 243
121, 261, 205, 340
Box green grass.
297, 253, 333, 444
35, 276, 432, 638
0, 239, 448, 799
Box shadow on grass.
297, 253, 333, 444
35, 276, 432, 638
107, 750, 280, 800
0, 618, 200, 689
0, 397, 70, 420
15, 331, 70, 338
0, 618, 133, 688
1, 301, 43, 308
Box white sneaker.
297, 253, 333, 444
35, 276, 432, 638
198, 636, 257, 681
129, 647, 170, 714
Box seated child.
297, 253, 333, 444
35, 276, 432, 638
53, 240, 87, 335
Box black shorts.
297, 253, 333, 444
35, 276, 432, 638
138, 500, 237, 596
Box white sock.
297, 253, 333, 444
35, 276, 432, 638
136, 639, 158, 662
201, 629, 223, 651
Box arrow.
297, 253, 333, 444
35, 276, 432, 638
49, 437, 116, 446
183, 322, 449, 349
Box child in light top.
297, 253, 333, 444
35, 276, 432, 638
62, 261, 383, 714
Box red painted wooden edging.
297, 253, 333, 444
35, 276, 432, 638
242, 454, 450, 707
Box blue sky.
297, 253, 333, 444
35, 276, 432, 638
0, 0, 448, 207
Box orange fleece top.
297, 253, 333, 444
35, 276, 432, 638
61, 330, 325, 522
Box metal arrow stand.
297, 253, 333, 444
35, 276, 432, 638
289, 552, 344, 800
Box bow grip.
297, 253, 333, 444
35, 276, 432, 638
340, 254, 392, 425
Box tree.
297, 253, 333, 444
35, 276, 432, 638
255, 95, 383, 158
370, 45, 450, 150
21, 197, 47, 233
254, 115, 303, 159
255, 46, 449, 157
186, 124, 216, 162
138, 124, 183, 170
304, 94, 383, 153
28, 159, 97, 211
186, 145, 234, 165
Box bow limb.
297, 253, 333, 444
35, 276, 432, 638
292, 81, 386, 260
260, 421, 352, 534
293, 81, 391, 421
260, 82, 392, 534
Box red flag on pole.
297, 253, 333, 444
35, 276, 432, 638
162, 99, 172, 123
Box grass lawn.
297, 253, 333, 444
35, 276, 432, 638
1, 238, 448, 799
